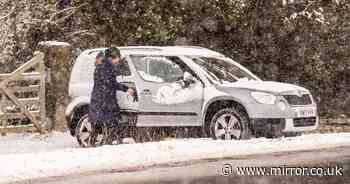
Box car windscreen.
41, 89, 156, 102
187, 56, 256, 83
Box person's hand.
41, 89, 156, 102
127, 88, 135, 96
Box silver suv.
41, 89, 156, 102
66, 46, 318, 142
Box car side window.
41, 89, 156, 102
130, 56, 186, 83
116, 58, 131, 76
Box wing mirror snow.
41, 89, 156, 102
181, 72, 195, 88
184, 72, 194, 82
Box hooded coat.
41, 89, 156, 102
88, 58, 128, 125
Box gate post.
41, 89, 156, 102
38, 41, 73, 130
0, 95, 6, 136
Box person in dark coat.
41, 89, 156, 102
88, 47, 134, 145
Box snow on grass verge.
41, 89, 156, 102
0, 132, 77, 155
1, 133, 350, 183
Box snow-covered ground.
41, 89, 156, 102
1, 132, 350, 183
0, 132, 77, 155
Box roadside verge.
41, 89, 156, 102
1, 133, 350, 183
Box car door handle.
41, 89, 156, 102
141, 89, 152, 95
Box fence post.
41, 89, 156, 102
0, 95, 5, 136
37, 41, 72, 130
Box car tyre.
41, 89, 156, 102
209, 108, 251, 140
75, 115, 104, 147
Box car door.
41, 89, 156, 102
115, 58, 138, 111
129, 55, 204, 127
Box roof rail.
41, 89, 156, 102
119, 47, 162, 51
88, 48, 106, 55
175, 46, 207, 50
87, 47, 163, 55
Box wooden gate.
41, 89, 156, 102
0, 52, 46, 135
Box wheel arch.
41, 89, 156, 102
202, 97, 251, 131
66, 103, 90, 136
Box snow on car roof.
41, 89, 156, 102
81, 46, 225, 58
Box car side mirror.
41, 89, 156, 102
182, 72, 195, 88
184, 72, 195, 82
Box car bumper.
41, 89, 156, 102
283, 117, 319, 132
251, 116, 319, 135
245, 100, 319, 132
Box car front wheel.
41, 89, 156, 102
209, 108, 251, 140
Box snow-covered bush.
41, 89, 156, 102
0, 0, 348, 117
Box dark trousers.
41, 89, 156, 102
91, 118, 121, 145
92, 117, 119, 129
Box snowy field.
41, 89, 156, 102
1, 132, 350, 183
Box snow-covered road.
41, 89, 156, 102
1, 132, 350, 183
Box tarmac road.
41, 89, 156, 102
25, 146, 350, 184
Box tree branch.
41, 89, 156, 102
0, 7, 15, 21
49, 3, 88, 23
66, 30, 97, 38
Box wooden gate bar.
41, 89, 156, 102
10, 85, 40, 93
1, 98, 39, 107
1, 111, 39, 119
0, 53, 44, 87
0, 72, 41, 81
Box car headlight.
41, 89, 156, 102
251, 92, 276, 104
277, 100, 287, 111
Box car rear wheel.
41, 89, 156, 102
209, 108, 251, 140
75, 115, 104, 147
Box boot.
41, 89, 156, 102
88, 123, 98, 147
111, 126, 123, 145
102, 122, 113, 145
103, 122, 123, 145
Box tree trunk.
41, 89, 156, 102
37, 41, 72, 130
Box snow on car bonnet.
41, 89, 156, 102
221, 80, 309, 93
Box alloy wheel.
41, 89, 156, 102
214, 113, 242, 140
77, 118, 103, 147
